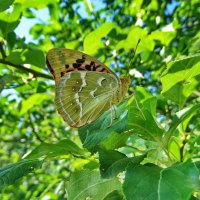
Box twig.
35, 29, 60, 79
0, 58, 52, 80
28, 112, 44, 143
0, 42, 52, 79
51, 129, 60, 139
0, 138, 26, 143
180, 134, 187, 162
0, 42, 6, 59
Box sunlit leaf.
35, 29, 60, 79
68, 170, 121, 200
25, 139, 86, 159
6, 49, 45, 67
0, 3, 22, 22
116, 26, 154, 52
84, 22, 116, 54
161, 54, 200, 107
20, 93, 51, 114
15, 0, 57, 9
150, 31, 176, 46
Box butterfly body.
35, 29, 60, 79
46, 48, 130, 128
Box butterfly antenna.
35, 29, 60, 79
128, 39, 141, 69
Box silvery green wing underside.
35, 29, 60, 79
55, 71, 120, 128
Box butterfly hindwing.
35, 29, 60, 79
55, 71, 119, 127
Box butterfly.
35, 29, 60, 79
46, 48, 131, 128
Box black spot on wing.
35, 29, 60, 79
89, 61, 96, 71
85, 64, 91, 70
61, 71, 65, 77
76, 58, 85, 63
65, 64, 70, 69
73, 63, 81, 68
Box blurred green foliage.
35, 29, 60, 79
0, 0, 200, 199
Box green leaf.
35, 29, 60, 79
161, 54, 200, 92
20, 93, 51, 115
99, 149, 146, 178
0, 159, 42, 187
127, 97, 164, 141
0, 20, 20, 35
159, 161, 200, 200
5, 49, 24, 64
104, 190, 124, 200
162, 77, 199, 107
6, 49, 45, 67
15, 0, 56, 9
68, 170, 121, 200
116, 26, 155, 52
23, 49, 45, 68
150, 30, 176, 46
84, 22, 116, 54
0, 75, 19, 93
0, 3, 21, 35
0, 0, 14, 12
135, 86, 157, 116
99, 131, 132, 150
79, 96, 163, 150
79, 100, 129, 150
25, 139, 86, 159
163, 103, 200, 146
189, 32, 200, 53
123, 163, 161, 200
64, 40, 80, 49
161, 54, 200, 107
123, 161, 200, 200
0, 3, 22, 22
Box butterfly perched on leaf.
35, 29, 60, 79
46, 48, 131, 128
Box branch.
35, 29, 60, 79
0, 58, 53, 80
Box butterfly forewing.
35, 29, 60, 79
46, 48, 116, 85
55, 71, 119, 127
